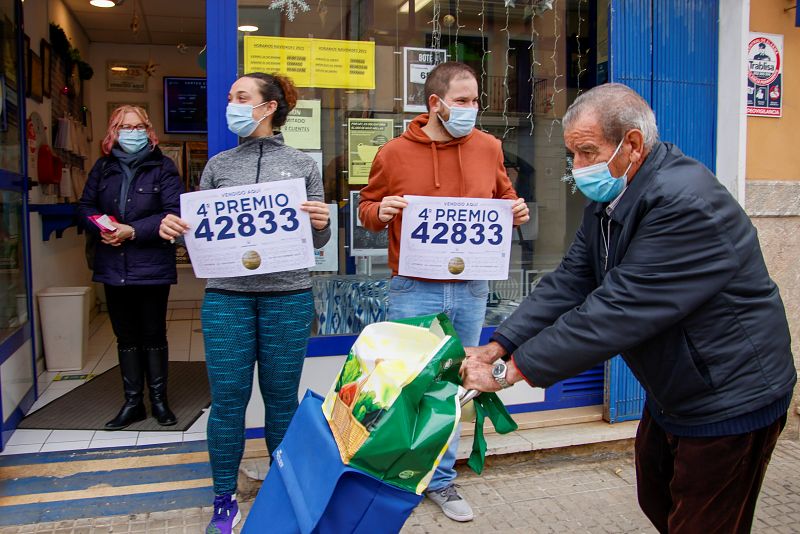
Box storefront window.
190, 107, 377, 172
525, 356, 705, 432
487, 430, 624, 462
235, 0, 597, 336
0, 191, 27, 344
0, 0, 28, 344
0, 0, 22, 176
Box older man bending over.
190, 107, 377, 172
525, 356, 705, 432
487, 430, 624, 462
461, 83, 796, 534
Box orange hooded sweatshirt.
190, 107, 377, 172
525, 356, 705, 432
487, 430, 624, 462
358, 114, 518, 278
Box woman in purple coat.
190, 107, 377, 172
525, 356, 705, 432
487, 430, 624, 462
79, 105, 183, 430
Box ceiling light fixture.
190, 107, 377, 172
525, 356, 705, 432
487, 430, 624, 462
398, 0, 432, 13
238, 25, 259, 32
110, 66, 128, 72
90, 0, 120, 7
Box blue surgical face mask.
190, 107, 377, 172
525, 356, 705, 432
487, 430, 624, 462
437, 98, 478, 138
226, 101, 273, 138
571, 138, 633, 203
117, 129, 149, 154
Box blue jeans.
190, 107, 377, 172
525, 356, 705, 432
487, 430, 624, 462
387, 275, 489, 491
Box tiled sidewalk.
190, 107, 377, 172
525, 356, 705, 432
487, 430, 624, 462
2, 438, 799, 533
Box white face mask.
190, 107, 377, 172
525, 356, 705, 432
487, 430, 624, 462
226, 101, 273, 138
571, 137, 633, 203
437, 98, 478, 138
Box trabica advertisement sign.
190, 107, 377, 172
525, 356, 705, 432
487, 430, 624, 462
747, 33, 783, 118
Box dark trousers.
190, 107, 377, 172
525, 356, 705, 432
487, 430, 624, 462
105, 284, 170, 348
635, 408, 786, 534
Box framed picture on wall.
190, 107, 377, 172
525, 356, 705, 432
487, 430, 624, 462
40, 39, 51, 98
2, 16, 17, 86
29, 52, 43, 103
22, 34, 30, 97
0, 75, 7, 132
83, 107, 93, 140
106, 61, 148, 92
71, 64, 82, 102
159, 142, 185, 178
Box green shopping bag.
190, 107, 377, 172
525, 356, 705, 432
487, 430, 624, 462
322, 313, 517, 494
466, 391, 519, 474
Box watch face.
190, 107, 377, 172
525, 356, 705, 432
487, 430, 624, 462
492, 362, 507, 378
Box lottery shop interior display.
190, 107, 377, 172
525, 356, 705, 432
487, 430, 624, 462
229, 0, 598, 335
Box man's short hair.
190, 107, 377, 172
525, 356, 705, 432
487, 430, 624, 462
423, 61, 478, 112
563, 83, 659, 149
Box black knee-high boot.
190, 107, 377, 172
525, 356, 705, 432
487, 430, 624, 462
105, 346, 147, 430
144, 346, 177, 426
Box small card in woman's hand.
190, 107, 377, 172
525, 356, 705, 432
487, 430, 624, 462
88, 214, 119, 233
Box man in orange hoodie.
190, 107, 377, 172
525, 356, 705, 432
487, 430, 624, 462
359, 61, 530, 522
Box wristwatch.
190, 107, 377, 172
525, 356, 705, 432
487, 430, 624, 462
492, 361, 511, 389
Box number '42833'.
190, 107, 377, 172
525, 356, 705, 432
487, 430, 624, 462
410, 221, 503, 245
193, 206, 299, 242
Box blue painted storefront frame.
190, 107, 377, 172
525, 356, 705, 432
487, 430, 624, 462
205, 0, 238, 159
606, 0, 719, 422
0, 0, 38, 450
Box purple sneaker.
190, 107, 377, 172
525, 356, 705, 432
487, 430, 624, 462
206, 493, 241, 534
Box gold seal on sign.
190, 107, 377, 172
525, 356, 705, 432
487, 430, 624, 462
242, 250, 262, 270
448, 257, 465, 275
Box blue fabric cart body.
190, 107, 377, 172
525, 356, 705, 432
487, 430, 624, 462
242, 391, 423, 534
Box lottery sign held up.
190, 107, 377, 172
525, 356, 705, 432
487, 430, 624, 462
180, 179, 315, 278
399, 196, 514, 280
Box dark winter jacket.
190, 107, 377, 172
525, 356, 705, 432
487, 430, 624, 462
494, 142, 796, 428
79, 146, 183, 286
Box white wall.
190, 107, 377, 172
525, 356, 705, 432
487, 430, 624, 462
23, 1, 95, 365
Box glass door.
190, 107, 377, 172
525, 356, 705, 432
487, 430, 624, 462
205, 1, 606, 418
0, 0, 36, 450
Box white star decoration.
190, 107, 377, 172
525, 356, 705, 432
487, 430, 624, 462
269, 0, 311, 21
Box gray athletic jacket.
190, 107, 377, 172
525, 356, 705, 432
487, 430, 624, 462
200, 134, 331, 293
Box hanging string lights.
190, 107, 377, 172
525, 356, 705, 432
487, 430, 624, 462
527, 1, 541, 135
454, 0, 464, 48
547, 0, 564, 142
576, 0, 587, 94
412, 0, 584, 145
501, 4, 515, 139
430, 0, 442, 51
478, 0, 489, 130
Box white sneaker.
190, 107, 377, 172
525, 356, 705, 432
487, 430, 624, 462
425, 484, 474, 522
239, 459, 269, 481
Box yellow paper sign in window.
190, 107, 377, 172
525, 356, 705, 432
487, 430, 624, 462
311, 40, 374, 89
244, 36, 312, 86
244, 36, 375, 90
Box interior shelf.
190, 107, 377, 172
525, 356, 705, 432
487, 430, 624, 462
29, 204, 83, 241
